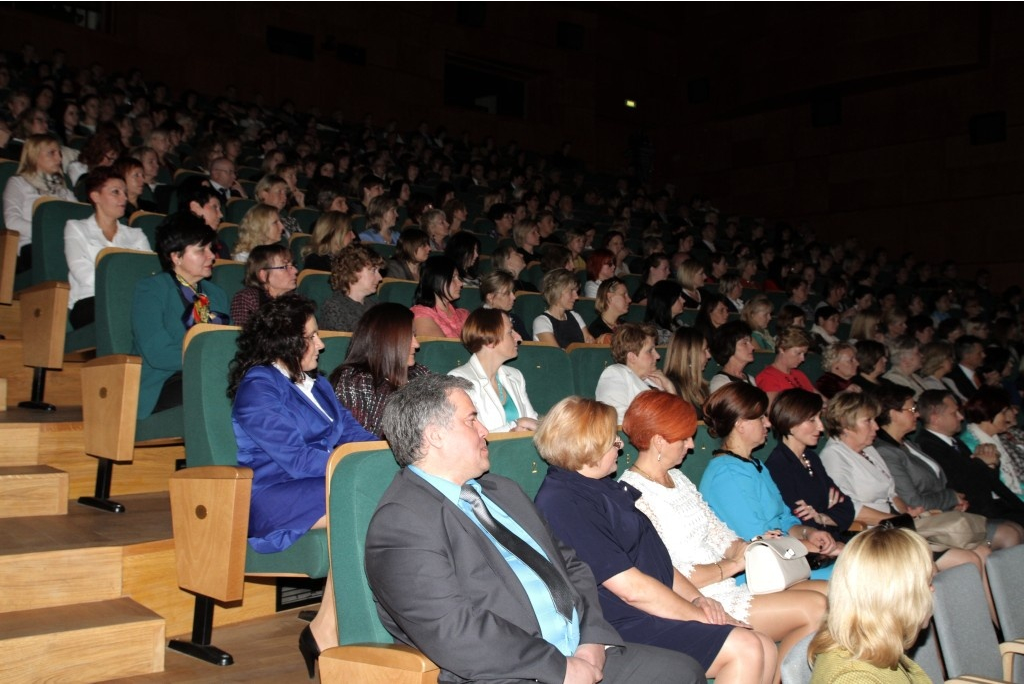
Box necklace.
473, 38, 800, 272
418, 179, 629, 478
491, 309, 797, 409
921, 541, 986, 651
631, 464, 672, 488
797, 452, 815, 477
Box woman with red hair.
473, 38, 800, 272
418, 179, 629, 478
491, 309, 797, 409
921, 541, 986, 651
621, 390, 827, 679
583, 248, 616, 298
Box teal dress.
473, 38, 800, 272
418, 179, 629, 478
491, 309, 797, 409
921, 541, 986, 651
700, 452, 833, 580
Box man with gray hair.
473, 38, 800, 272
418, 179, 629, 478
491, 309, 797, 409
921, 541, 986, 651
366, 375, 704, 684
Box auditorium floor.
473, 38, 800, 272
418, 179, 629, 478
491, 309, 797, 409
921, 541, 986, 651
104, 606, 316, 684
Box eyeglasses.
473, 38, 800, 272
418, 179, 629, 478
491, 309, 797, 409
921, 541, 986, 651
902, 405, 918, 414
263, 262, 296, 271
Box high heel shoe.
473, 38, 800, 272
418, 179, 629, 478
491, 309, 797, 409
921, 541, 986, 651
299, 625, 321, 679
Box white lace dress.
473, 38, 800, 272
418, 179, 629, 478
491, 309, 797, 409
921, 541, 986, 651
620, 468, 753, 621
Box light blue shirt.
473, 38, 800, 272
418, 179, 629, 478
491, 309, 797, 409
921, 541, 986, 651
408, 465, 580, 656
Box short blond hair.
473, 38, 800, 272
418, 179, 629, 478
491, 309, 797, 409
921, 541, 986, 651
534, 396, 618, 471
541, 268, 578, 308
823, 391, 882, 438
676, 260, 705, 290
809, 527, 933, 669
775, 325, 813, 351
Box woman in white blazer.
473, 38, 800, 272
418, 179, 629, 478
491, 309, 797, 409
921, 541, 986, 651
449, 308, 539, 433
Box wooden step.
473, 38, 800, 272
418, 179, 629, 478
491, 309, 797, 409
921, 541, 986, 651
0, 339, 84, 408
0, 597, 164, 683
0, 464, 68, 516
0, 546, 122, 613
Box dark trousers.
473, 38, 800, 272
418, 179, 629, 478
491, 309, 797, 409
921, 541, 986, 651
603, 643, 706, 684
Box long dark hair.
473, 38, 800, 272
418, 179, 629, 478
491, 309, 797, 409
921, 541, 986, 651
227, 293, 316, 398
645, 280, 683, 330
331, 303, 415, 389
414, 255, 460, 307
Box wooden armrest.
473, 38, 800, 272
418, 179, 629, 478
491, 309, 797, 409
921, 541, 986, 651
169, 466, 252, 602
0, 229, 18, 305
999, 639, 1024, 681
81, 355, 142, 461
945, 677, 1002, 684
319, 644, 439, 684
848, 521, 867, 532
19, 281, 69, 369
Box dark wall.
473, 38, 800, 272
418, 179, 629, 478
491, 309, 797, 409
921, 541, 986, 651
2, 3, 1020, 287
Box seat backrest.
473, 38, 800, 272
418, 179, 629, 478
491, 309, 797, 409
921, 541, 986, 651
566, 343, 614, 400
511, 292, 547, 339
94, 248, 162, 356
801, 352, 824, 383
377, 278, 417, 306
931, 561, 1002, 680
289, 233, 311, 266
128, 211, 166, 248
574, 297, 597, 326
225, 198, 255, 225
417, 338, 471, 374
182, 325, 241, 467
290, 207, 320, 233
458, 286, 481, 311
31, 198, 93, 284
987, 544, 1024, 681
506, 342, 574, 414
0, 160, 17, 220
318, 332, 352, 377
367, 242, 395, 260
210, 259, 246, 304
216, 223, 240, 254
296, 270, 332, 310
748, 350, 776, 378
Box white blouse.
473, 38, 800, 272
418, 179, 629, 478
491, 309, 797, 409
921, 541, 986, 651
620, 468, 753, 621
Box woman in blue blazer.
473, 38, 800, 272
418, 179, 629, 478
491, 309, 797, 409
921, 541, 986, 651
227, 293, 375, 674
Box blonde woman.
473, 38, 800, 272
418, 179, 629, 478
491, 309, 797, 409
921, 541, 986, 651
233, 203, 284, 262
677, 259, 706, 308
301, 211, 356, 271
809, 527, 934, 683
663, 327, 711, 418
3, 133, 76, 270
254, 174, 300, 240
742, 294, 775, 351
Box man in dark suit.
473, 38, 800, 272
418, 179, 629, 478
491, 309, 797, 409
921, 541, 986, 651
366, 375, 704, 684
208, 157, 247, 207
946, 335, 985, 400
915, 389, 1024, 526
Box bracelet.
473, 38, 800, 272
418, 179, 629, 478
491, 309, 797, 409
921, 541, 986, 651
714, 561, 723, 581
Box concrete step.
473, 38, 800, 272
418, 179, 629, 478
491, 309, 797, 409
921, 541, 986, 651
0, 464, 68, 516
0, 597, 165, 683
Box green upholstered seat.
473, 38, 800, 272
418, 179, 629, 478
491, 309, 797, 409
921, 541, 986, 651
367, 242, 395, 260
458, 286, 481, 311
129, 211, 166, 249
417, 338, 471, 374
31, 199, 92, 284
506, 343, 575, 414
210, 260, 246, 305
511, 292, 547, 339
289, 233, 311, 267
574, 297, 597, 326
289, 207, 320, 233
225, 198, 255, 225
378, 279, 417, 306
566, 343, 614, 400
317, 333, 352, 378
216, 224, 240, 255
181, 325, 329, 577
520, 263, 544, 291
296, 270, 332, 310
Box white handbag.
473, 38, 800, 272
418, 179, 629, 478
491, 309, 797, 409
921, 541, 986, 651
744, 536, 811, 595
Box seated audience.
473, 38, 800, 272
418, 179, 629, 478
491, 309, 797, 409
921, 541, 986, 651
253, 174, 300, 240
755, 326, 818, 404
589, 277, 631, 343
229, 244, 298, 328
449, 308, 538, 432
132, 212, 229, 419
882, 336, 928, 398
228, 294, 375, 663
583, 248, 615, 298
765, 389, 856, 539
663, 327, 711, 419
359, 195, 400, 245
233, 203, 284, 262
492, 244, 537, 293
64, 167, 151, 329
644, 280, 685, 345
677, 260, 706, 309
620, 390, 826, 676
808, 527, 934, 684
694, 292, 731, 341
699, 383, 839, 578
632, 252, 671, 306
411, 255, 471, 338
810, 306, 841, 351
444, 230, 481, 287
815, 342, 859, 398
365, 375, 705, 684
386, 228, 430, 281
596, 322, 675, 423
301, 211, 355, 272
709, 321, 757, 392
534, 395, 778, 683
421, 207, 450, 251
851, 339, 888, 391
479, 269, 529, 339
320, 244, 384, 333
532, 268, 594, 347
330, 302, 430, 436
959, 386, 1024, 500
741, 295, 774, 351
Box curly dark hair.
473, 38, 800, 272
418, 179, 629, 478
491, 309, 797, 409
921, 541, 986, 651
227, 293, 317, 398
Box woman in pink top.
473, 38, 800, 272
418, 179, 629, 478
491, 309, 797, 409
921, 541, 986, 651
756, 326, 821, 406
410, 255, 470, 338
